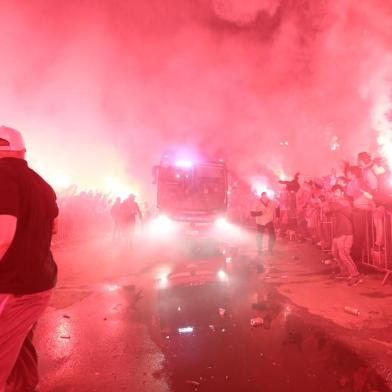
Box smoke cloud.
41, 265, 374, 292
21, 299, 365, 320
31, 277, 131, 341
0, 0, 391, 198
212, 0, 280, 24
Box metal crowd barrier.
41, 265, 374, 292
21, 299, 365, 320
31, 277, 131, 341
362, 208, 392, 285
316, 205, 333, 255
320, 219, 333, 254
51, 213, 111, 247
51, 216, 68, 247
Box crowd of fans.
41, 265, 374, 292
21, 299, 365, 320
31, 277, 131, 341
53, 189, 151, 245
275, 151, 392, 283
53, 191, 113, 244
53, 150, 392, 284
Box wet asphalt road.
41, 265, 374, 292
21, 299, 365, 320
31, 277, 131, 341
147, 261, 390, 392
36, 238, 391, 392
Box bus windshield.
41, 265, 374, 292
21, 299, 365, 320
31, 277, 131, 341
157, 164, 227, 213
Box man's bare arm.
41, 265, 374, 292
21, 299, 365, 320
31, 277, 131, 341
0, 215, 17, 261
52, 217, 59, 235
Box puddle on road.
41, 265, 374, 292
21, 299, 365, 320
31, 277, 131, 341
146, 279, 391, 392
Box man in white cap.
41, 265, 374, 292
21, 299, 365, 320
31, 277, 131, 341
0, 126, 58, 391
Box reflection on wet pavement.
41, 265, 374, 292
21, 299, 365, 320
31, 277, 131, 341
37, 239, 392, 392
146, 261, 391, 392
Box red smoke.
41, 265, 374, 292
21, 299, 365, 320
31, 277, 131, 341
0, 0, 391, 198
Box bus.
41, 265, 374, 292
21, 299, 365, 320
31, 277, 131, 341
154, 155, 229, 227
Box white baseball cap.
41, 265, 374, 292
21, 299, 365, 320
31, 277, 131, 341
0, 126, 26, 151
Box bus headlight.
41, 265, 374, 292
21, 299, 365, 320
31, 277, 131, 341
217, 269, 228, 282
215, 217, 229, 229
159, 273, 169, 288
150, 215, 176, 235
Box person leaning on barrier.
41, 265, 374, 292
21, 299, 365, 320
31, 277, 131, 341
369, 158, 392, 208
0, 126, 59, 391
345, 165, 374, 267
361, 158, 392, 253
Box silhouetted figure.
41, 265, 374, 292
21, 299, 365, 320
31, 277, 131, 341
279, 172, 300, 193
118, 194, 142, 243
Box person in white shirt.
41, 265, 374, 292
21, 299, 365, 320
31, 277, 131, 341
251, 192, 276, 256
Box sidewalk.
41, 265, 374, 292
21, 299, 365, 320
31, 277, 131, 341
259, 239, 392, 385
264, 240, 392, 330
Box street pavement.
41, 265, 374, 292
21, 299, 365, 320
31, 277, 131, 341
35, 234, 392, 391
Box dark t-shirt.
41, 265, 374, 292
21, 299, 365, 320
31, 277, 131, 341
120, 200, 140, 223
328, 199, 353, 237
0, 158, 58, 294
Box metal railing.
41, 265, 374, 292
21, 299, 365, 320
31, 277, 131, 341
320, 219, 334, 254
52, 213, 111, 246
362, 208, 392, 285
